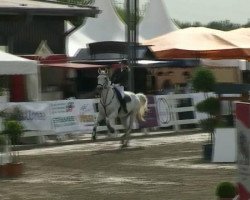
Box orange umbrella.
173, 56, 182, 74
143, 27, 250, 59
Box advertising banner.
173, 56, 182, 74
0, 102, 51, 131
49, 100, 80, 133
236, 102, 250, 200
75, 99, 97, 132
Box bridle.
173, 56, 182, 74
97, 73, 115, 116
97, 75, 109, 89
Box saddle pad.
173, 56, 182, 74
124, 94, 132, 103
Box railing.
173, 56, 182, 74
0, 93, 209, 144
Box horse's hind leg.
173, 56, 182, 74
120, 114, 135, 148
120, 116, 129, 147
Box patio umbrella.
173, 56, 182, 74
143, 27, 250, 59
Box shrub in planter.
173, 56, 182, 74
199, 117, 218, 135
192, 67, 216, 93
191, 67, 219, 161
0, 134, 8, 178
0, 134, 6, 153
196, 97, 220, 116
215, 181, 237, 199
0, 107, 25, 177
2, 120, 24, 146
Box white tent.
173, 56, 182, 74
139, 0, 178, 41
67, 0, 178, 57
0, 51, 40, 101
66, 0, 126, 56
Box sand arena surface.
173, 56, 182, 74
0, 132, 236, 200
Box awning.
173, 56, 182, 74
144, 27, 250, 59
42, 62, 106, 69
0, 51, 37, 75
0, 51, 40, 101
0, 0, 100, 18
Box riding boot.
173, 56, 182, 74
114, 87, 128, 113
121, 98, 128, 113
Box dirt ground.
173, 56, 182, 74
0, 132, 236, 200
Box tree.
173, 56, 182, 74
206, 20, 241, 31
114, 5, 143, 25
174, 20, 203, 28
243, 19, 250, 28
56, 0, 94, 6
174, 19, 243, 31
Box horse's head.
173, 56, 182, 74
97, 68, 110, 91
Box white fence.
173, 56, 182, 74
0, 93, 209, 143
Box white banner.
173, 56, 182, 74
49, 100, 80, 133
1, 102, 51, 131
0, 93, 209, 135
75, 99, 97, 132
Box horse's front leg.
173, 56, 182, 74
92, 114, 104, 141
106, 112, 118, 138
120, 113, 135, 148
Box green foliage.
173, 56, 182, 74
216, 181, 237, 198
0, 106, 24, 145
207, 20, 241, 31
174, 20, 203, 28
174, 19, 247, 30
0, 107, 23, 121
192, 67, 220, 144
196, 97, 220, 116
0, 134, 6, 152
2, 120, 24, 145
191, 67, 216, 92
0, 88, 4, 96
199, 118, 218, 134
0, 134, 6, 145
69, 17, 84, 27
243, 20, 250, 28
114, 6, 143, 25
56, 0, 94, 6
115, 6, 126, 24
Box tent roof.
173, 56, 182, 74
144, 27, 250, 59
67, 0, 179, 56
71, 41, 156, 60
139, 0, 178, 40
66, 0, 125, 56
43, 62, 106, 69
0, 0, 99, 18
201, 59, 246, 70
136, 59, 199, 68
0, 51, 37, 75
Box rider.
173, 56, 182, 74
111, 59, 130, 113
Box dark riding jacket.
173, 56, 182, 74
111, 67, 129, 90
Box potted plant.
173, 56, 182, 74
0, 88, 9, 103
192, 67, 220, 161
215, 181, 238, 199
0, 134, 8, 178
0, 106, 24, 177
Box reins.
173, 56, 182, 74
99, 83, 115, 116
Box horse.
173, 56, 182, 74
92, 68, 148, 148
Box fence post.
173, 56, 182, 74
172, 96, 180, 132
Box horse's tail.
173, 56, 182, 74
136, 93, 148, 122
